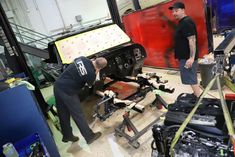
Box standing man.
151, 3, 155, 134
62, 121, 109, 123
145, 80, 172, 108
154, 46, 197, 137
54, 56, 107, 143
169, 2, 201, 98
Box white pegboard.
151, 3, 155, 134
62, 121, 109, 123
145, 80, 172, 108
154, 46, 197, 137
55, 24, 130, 64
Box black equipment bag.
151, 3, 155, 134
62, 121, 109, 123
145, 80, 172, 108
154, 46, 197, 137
165, 93, 226, 135
168, 93, 222, 115
151, 124, 233, 157
151, 93, 234, 157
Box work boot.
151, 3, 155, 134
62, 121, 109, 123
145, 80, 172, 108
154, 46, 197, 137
62, 135, 79, 143
87, 132, 102, 144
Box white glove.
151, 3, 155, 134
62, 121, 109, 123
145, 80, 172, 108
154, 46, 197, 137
114, 99, 132, 105
96, 72, 100, 81
137, 73, 150, 79
104, 90, 116, 98
148, 79, 159, 88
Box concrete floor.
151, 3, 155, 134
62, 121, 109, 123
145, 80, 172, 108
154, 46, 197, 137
40, 35, 229, 157
42, 65, 233, 157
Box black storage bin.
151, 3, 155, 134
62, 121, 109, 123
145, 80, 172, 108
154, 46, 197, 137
199, 62, 218, 90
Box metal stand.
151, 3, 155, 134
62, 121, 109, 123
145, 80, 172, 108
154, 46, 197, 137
94, 73, 172, 148
114, 95, 167, 149
94, 94, 119, 121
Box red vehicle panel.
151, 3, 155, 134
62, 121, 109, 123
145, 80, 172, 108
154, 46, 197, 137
122, 0, 208, 68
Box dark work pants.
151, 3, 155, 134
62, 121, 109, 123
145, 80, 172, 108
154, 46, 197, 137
54, 86, 94, 142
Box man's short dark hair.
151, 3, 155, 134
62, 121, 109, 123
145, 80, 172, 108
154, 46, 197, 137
169, 2, 185, 10
95, 57, 107, 69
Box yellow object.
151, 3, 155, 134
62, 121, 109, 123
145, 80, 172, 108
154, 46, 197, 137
224, 76, 235, 93
4, 78, 33, 90
4, 78, 15, 84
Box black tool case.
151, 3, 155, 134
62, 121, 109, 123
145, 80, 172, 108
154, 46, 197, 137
151, 93, 234, 157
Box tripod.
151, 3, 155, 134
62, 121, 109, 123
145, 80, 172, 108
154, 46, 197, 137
170, 55, 235, 156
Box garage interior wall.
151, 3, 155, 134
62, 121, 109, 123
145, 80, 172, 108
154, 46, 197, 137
117, 0, 168, 16
0, 0, 110, 35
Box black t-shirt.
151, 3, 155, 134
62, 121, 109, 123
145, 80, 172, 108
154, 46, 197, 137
55, 56, 96, 93
174, 16, 198, 60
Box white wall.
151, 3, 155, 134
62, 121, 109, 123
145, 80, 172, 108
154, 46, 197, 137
1, 0, 32, 27
117, 0, 168, 16
23, 0, 59, 35
0, 0, 168, 36
117, 0, 135, 16
1, 0, 110, 35
25, 0, 110, 35
139, 0, 167, 9
56, 0, 110, 25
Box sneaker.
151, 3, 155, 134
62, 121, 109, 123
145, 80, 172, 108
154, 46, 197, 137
87, 132, 102, 144
62, 135, 79, 143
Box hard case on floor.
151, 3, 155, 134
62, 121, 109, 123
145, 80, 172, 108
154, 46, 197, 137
14, 133, 50, 157
151, 93, 234, 156
165, 93, 225, 135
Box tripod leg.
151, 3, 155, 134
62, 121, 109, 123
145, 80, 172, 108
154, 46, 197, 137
216, 76, 235, 156
216, 76, 235, 136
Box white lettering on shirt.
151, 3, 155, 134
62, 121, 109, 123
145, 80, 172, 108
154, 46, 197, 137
75, 60, 87, 76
